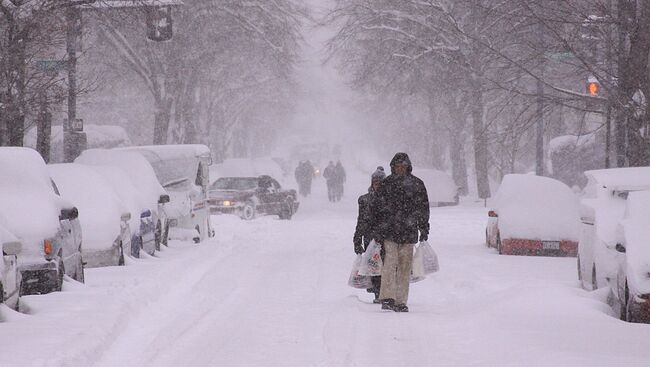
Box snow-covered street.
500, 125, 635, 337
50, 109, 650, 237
2, 173, 650, 367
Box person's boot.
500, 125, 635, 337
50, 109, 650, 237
381, 298, 395, 310
393, 304, 409, 312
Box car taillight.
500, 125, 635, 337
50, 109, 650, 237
44, 240, 53, 255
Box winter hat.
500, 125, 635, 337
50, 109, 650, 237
371, 166, 386, 182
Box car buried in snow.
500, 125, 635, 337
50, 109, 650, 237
0, 147, 84, 295
0, 223, 22, 310
412, 168, 459, 207
48, 164, 132, 268
208, 175, 299, 220
577, 167, 650, 293
486, 174, 580, 256
118, 145, 213, 243
75, 150, 167, 258
612, 190, 650, 323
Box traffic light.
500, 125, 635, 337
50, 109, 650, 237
586, 76, 600, 96
587, 81, 599, 96
146, 6, 173, 42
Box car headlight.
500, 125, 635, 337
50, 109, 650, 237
223, 200, 232, 206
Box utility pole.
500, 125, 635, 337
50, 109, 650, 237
63, 7, 86, 163
536, 22, 545, 176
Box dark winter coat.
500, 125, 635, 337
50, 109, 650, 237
353, 190, 377, 249
371, 153, 430, 245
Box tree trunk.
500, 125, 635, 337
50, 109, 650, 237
36, 93, 52, 162
471, 86, 490, 199
153, 97, 172, 145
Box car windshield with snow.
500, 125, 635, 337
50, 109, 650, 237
209, 176, 299, 220
486, 174, 580, 256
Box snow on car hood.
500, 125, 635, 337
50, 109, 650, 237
48, 164, 125, 251
619, 191, 650, 295
494, 174, 580, 241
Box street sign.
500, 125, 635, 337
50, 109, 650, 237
35, 60, 67, 74
65, 118, 84, 132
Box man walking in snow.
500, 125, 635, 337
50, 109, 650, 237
323, 161, 336, 202
353, 167, 386, 302
372, 153, 429, 312
334, 161, 346, 201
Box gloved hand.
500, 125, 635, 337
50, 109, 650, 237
419, 231, 428, 242
354, 242, 364, 254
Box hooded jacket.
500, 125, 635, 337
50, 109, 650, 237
371, 153, 430, 244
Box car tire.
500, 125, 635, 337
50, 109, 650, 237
592, 265, 598, 290
496, 233, 503, 255
155, 221, 162, 252
620, 281, 630, 321
75, 255, 85, 284
241, 202, 256, 221
55, 259, 65, 292
118, 241, 125, 266
193, 225, 201, 244
577, 256, 582, 282
279, 199, 294, 220
162, 222, 169, 247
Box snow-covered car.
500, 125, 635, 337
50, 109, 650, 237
0, 223, 21, 310
119, 145, 213, 243
0, 147, 84, 295
48, 164, 132, 268
76, 149, 170, 252
412, 169, 459, 207
486, 174, 580, 256
209, 176, 299, 220
577, 167, 650, 291
612, 190, 650, 323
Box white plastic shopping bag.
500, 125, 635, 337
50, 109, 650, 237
359, 240, 382, 276
411, 244, 426, 280
418, 241, 439, 274
348, 255, 373, 289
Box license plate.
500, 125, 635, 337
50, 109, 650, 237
542, 241, 560, 250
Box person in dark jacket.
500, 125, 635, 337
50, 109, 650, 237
334, 161, 347, 201
353, 167, 386, 302
372, 153, 429, 312
323, 161, 336, 202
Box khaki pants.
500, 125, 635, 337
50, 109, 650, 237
379, 241, 414, 305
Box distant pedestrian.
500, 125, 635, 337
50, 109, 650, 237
372, 153, 429, 312
295, 161, 315, 197
334, 161, 346, 201
323, 161, 336, 202
353, 167, 386, 302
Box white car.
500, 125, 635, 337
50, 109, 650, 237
0, 223, 21, 310
486, 174, 580, 256
76, 149, 170, 255
119, 145, 213, 243
578, 167, 650, 292
48, 164, 132, 268
611, 190, 650, 322
0, 147, 84, 295
412, 169, 459, 207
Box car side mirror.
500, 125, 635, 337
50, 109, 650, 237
615, 243, 626, 253
488, 210, 498, 218
59, 207, 79, 220
158, 194, 170, 204
2, 241, 22, 256
121, 212, 132, 222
